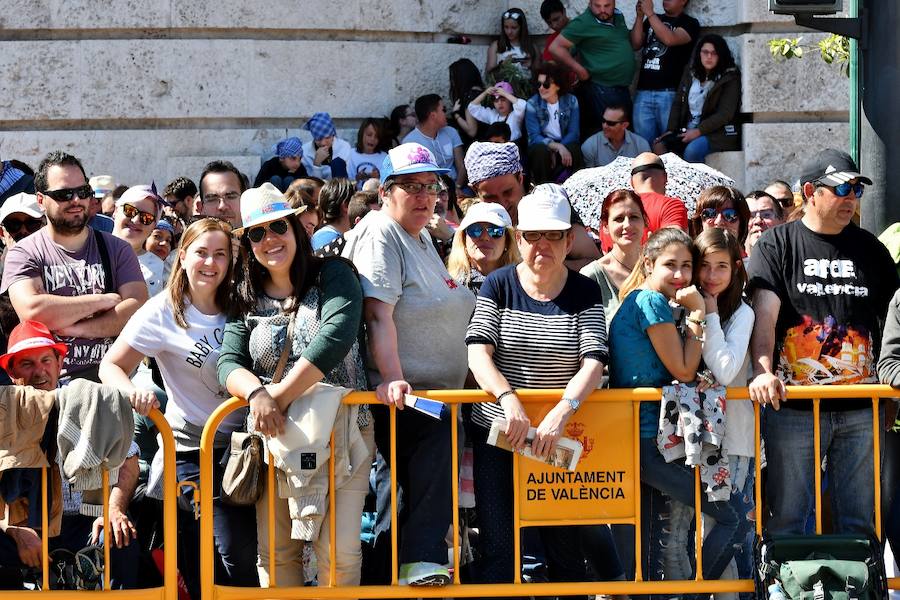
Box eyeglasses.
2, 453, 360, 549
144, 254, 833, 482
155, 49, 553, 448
389, 182, 444, 196
521, 230, 566, 242
537, 79, 553, 90
247, 218, 289, 243
202, 191, 241, 205
817, 181, 865, 199
700, 207, 740, 223
749, 209, 778, 221
121, 203, 156, 226
2, 217, 43, 234
465, 224, 506, 239
602, 119, 625, 127
42, 184, 93, 203
503, 10, 521, 19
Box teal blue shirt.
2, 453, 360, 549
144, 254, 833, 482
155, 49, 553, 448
609, 289, 675, 438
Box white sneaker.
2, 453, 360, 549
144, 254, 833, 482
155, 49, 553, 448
398, 561, 451, 586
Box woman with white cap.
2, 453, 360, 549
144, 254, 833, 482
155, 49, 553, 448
466, 183, 620, 589
342, 142, 475, 586
216, 182, 373, 589
111, 184, 167, 297
446, 201, 520, 294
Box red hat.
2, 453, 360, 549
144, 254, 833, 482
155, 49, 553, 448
0, 320, 68, 372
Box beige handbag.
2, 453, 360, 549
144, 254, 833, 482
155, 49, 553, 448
220, 317, 294, 507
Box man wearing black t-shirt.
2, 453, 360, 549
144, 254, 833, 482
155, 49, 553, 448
747, 149, 900, 536
629, 0, 700, 145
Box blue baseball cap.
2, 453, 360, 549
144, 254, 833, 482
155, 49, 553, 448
380, 143, 449, 184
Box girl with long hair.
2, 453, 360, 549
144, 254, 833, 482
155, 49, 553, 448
100, 217, 257, 598
609, 227, 751, 585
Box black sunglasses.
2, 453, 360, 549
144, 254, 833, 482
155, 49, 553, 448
537, 79, 553, 90
42, 184, 93, 203
247, 218, 289, 243
602, 119, 625, 126
3, 217, 43, 234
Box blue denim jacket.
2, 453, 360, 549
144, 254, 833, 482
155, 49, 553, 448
525, 93, 580, 147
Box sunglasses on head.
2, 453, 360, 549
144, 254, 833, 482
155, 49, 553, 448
121, 203, 156, 226
2, 217, 43, 234
700, 207, 740, 223
521, 230, 566, 242
818, 180, 865, 199
42, 184, 93, 203
503, 10, 521, 19
465, 223, 506, 239
247, 218, 289, 243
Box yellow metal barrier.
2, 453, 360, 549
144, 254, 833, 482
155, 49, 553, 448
198, 385, 899, 599
5, 408, 179, 598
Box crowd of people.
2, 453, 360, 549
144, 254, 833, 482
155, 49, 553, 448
0, 1, 897, 599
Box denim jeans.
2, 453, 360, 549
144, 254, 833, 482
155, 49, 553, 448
469, 423, 612, 598
175, 449, 260, 599
764, 405, 883, 536
640, 438, 752, 581
589, 83, 633, 123
371, 404, 453, 566
683, 135, 711, 163
633, 90, 676, 144
0, 513, 139, 589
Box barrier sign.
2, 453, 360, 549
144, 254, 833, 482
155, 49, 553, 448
519, 400, 635, 522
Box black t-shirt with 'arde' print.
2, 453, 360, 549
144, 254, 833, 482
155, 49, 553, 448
747, 219, 900, 410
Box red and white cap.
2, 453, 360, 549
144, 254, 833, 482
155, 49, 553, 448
0, 320, 68, 372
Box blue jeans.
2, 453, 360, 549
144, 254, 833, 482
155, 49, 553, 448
640, 438, 752, 581
633, 90, 676, 144
764, 405, 883, 536
683, 135, 712, 163
588, 83, 632, 133
0, 513, 139, 589
175, 449, 259, 599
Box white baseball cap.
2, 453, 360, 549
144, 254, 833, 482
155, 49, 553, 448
0, 192, 44, 224
458, 202, 513, 231
516, 184, 572, 232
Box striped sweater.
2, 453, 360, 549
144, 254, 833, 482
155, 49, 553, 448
465, 264, 609, 429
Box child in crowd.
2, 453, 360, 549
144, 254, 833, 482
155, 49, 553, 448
144, 218, 177, 262
467, 82, 527, 142
254, 137, 308, 192
301, 112, 352, 180
347, 118, 389, 189
609, 227, 750, 584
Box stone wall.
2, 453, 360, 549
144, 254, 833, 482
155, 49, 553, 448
0, 0, 849, 190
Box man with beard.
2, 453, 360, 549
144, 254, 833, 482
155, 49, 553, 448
0, 151, 147, 382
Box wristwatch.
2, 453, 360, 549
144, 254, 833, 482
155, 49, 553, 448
563, 396, 581, 412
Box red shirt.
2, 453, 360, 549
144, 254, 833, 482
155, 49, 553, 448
599, 192, 688, 252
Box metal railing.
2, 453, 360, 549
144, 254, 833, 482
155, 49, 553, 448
11, 408, 179, 598
186, 384, 896, 599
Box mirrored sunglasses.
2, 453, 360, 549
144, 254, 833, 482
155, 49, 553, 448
247, 218, 289, 243
465, 224, 505, 239
700, 207, 739, 224
122, 203, 156, 226
820, 181, 865, 199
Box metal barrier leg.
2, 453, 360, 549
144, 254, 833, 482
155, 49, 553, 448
451, 403, 461, 585
390, 406, 398, 585
874, 396, 883, 541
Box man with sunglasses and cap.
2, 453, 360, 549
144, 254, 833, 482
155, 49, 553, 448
464, 141, 600, 269
0, 151, 147, 384
748, 148, 900, 537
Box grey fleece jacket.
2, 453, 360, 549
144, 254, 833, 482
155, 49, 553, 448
879, 288, 900, 387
